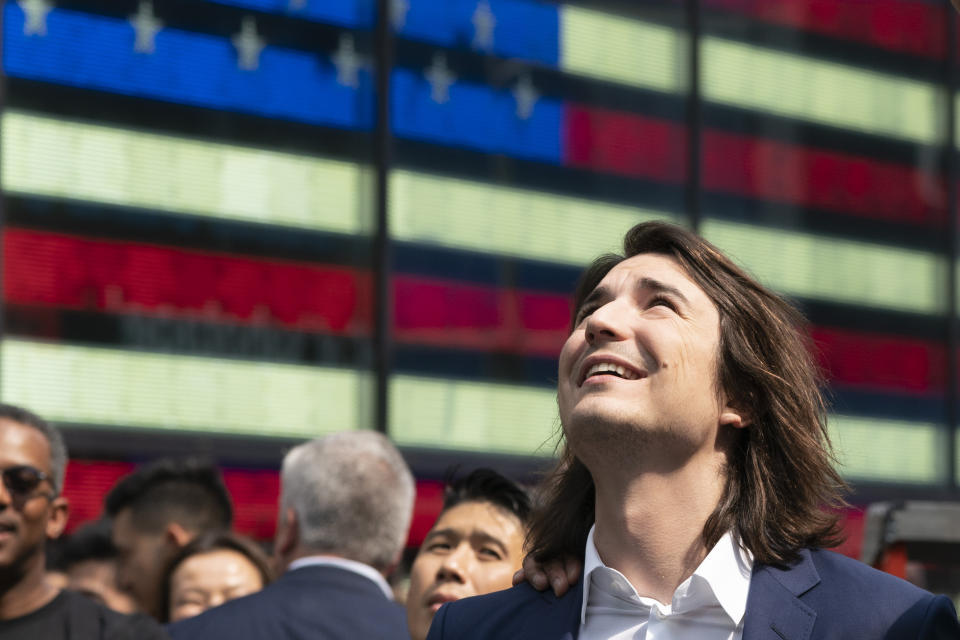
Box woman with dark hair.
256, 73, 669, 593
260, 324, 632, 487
161, 532, 273, 623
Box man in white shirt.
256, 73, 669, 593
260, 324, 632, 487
169, 431, 415, 640
426, 221, 959, 639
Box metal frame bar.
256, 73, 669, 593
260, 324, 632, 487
946, 10, 958, 495
373, 0, 394, 435
686, 0, 702, 232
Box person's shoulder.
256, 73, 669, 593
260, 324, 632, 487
448, 581, 550, 615
59, 591, 169, 640
800, 549, 959, 638
167, 588, 267, 639
807, 548, 933, 599
427, 582, 581, 640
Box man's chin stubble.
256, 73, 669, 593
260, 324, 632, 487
564, 415, 701, 473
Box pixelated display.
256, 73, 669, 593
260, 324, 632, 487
0, 0, 955, 489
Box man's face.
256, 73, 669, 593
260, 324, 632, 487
406, 501, 525, 640
0, 418, 67, 575
112, 508, 173, 618
558, 253, 732, 468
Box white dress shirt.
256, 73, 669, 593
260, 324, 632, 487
579, 526, 753, 640
287, 555, 394, 600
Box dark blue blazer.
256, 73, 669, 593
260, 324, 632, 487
168, 565, 408, 640
427, 548, 960, 639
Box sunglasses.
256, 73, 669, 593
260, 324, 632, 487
1, 465, 54, 499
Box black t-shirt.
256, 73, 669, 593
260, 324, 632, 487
0, 590, 168, 640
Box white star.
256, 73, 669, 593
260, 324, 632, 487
18, 0, 53, 37
512, 73, 539, 120
471, 0, 496, 51
332, 34, 363, 88
129, 1, 162, 54
287, 0, 307, 11
232, 17, 266, 71
391, 0, 410, 31
425, 53, 456, 104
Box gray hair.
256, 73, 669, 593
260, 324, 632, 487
280, 431, 415, 570
0, 403, 68, 495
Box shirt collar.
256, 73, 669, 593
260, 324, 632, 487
580, 525, 753, 625
286, 555, 394, 600
580, 525, 603, 625
689, 530, 753, 624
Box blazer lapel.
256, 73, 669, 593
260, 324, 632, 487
742, 549, 820, 640
519, 580, 584, 640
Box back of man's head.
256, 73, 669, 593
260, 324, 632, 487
280, 431, 415, 572
104, 457, 232, 536
104, 458, 232, 618
54, 519, 138, 614
56, 519, 117, 570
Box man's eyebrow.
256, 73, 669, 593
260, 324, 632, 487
579, 286, 610, 310
638, 277, 689, 304
469, 531, 510, 554
424, 528, 458, 542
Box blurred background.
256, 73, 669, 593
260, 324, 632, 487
1, 0, 958, 593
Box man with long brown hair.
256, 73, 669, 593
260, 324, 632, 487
426, 222, 958, 639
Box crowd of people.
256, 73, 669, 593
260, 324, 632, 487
0, 405, 532, 640
0, 222, 958, 639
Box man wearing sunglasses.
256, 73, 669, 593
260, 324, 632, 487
0, 403, 167, 639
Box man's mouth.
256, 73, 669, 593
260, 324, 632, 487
0, 522, 17, 538
426, 593, 460, 612
578, 357, 645, 385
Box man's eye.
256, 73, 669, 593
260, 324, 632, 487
479, 548, 502, 560
575, 304, 598, 325
427, 542, 451, 552
649, 296, 675, 311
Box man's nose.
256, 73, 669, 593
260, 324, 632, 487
436, 546, 472, 583
585, 299, 629, 344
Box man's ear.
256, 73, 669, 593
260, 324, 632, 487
274, 507, 299, 558
45, 496, 69, 539
164, 522, 194, 549
719, 397, 752, 429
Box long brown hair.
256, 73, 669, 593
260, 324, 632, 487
527, 221, 848, 568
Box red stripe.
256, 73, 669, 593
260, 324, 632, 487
3, 231, 947, 392
393, 276, 570, 357
63, 459, 866, 556
3, 229, 571, 357
811, 327, 945, 393
62, 460, 442, 546
703, 131, 945, 225
564, 105, 944, 226
408, 480, 445, 548
704, 0, 947, 60
564, 105, 688, 182
62, 460, 135, 534
3, 229, 373, 334
222, 469, 281, 542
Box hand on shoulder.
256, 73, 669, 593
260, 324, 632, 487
511, 555, 581, 597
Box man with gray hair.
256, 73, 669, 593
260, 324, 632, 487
169, 430, 416, 640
